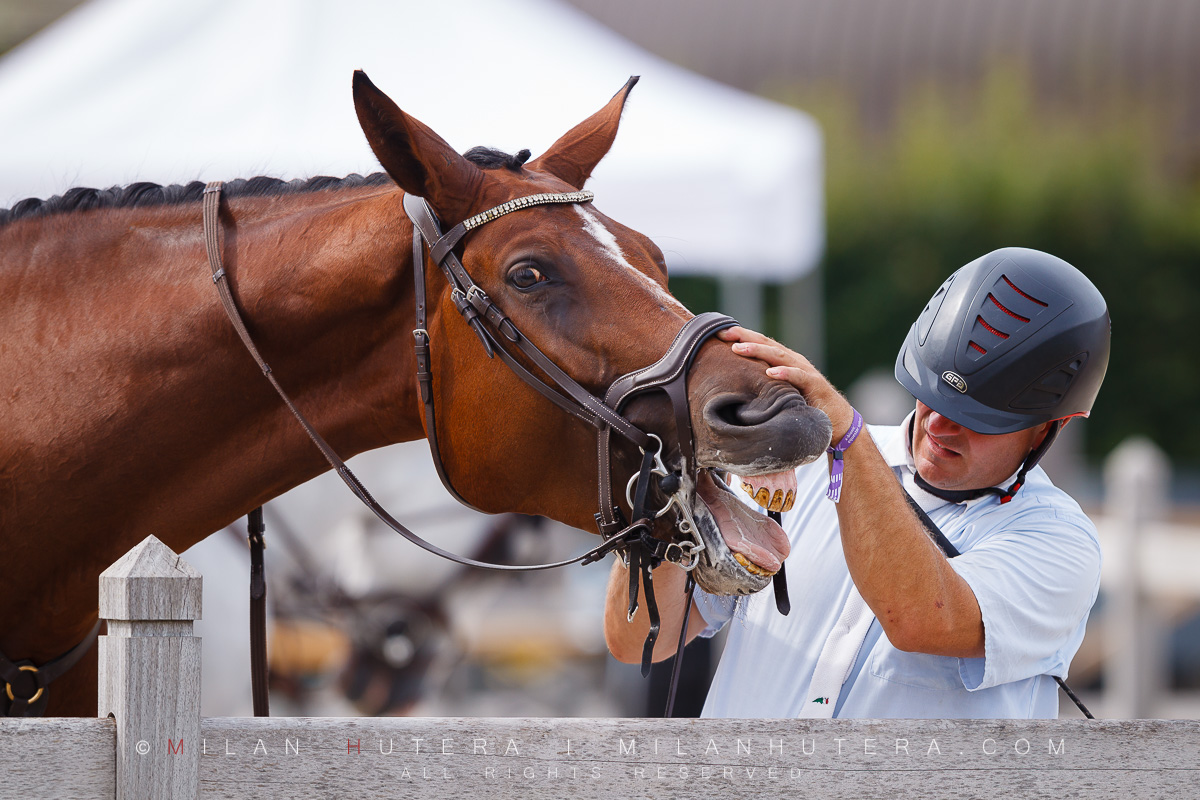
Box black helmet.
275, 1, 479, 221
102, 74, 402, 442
895, 247, 1110, 435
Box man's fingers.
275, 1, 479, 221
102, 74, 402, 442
718, 325, 772, 345
721, 325, 854, 441
731, 340, 813, 370
765, 365, 812, 387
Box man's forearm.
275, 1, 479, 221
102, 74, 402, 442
834, 431, 984, 657
603, 558, 703, 664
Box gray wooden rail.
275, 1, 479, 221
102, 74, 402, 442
2, 535, 1198, 799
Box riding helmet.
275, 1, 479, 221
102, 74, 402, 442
894, 247, 1111, 435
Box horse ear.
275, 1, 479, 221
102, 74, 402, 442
529, 76, 639, 190
352, 70, 484, 223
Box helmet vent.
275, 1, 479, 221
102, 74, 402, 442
976, 315, 1010, 339
1002, 274, 1050, 308
1011, 354, 1087, 410
988, 293, 1031, 323
916, 276, 954, 345
968, 340, 988, 359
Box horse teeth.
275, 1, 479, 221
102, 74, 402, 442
741, 481, 797, 513
733, 552, 775, 577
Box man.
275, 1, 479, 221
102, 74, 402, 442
605, 247, 1110, 718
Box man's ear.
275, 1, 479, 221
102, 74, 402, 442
528, 76, 638, 190
352, 70, 484, 223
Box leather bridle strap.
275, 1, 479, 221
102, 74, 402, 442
405, 193, 653, 448
663, 572, 696, 716
0, 620, 101, 717
206, 181, 738, 718
246, 507, 269, 717
596, 312, 738, 533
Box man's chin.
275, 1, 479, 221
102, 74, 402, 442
913, 456, 961, 491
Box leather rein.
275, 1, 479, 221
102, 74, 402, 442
201, 182, 741, 715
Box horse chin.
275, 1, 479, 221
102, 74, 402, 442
682, 469, 788, 596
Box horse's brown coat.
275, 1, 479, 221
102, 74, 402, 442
0, 74, 828, 715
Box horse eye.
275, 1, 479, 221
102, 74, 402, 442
509, 264, 547, 290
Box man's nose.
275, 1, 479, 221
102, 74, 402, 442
926, 410, 963, 436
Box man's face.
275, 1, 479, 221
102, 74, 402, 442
912, 401, 1050, 491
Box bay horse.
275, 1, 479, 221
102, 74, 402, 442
0, 72, 831, 716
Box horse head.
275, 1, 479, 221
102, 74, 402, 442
353, 72, 832, 596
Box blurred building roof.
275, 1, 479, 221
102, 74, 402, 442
564, 0, 1200, 134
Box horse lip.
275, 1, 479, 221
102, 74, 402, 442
679, 469, 787, 595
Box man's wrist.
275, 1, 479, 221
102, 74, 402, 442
828, 399, 859, 443
826, 407, 864, 503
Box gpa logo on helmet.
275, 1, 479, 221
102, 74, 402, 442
941, 370, 968, 394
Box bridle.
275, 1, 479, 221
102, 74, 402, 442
201, 181, 741, 715
402, 189, 732, 567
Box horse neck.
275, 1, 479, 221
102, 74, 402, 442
0, 184, 427, 657
199, 184, 428, 494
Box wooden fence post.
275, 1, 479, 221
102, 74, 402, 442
1103, 436, 1170, 718
98, 535, 202, 800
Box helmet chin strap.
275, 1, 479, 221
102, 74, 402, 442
911, 417, 1063, 505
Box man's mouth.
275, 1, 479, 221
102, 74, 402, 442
926, 434, 962, 458
694, 469, 791, 575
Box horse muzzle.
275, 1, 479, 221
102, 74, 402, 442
681, 379, 832, 595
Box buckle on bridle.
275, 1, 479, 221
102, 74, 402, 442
626, 434, 674, 519
664, 540, 703, 571
4, 665, 43, 704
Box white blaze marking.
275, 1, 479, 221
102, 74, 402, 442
573, 206, 687, 312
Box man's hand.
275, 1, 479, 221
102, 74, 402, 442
717, 326, 855, 441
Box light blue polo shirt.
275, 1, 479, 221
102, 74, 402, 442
696, 420, 1102, 719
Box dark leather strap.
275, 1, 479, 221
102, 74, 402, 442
247, 507, 270, 717
411, 224, 480, 511
404, 193, 652, 448
1, 620, 101, 717
404, 191, 736, 550
663, 572, 696, 717
604, 312, 738, 413
769, 509, 792, 615
596, 312, 737, 530
901, 492, 962, 557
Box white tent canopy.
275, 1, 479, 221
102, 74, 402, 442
0, 0, 822, 280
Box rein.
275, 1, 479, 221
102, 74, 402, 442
0, 621, 101, 717
202, 182, 737, 716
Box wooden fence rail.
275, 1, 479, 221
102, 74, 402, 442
1, 536, 1198, 799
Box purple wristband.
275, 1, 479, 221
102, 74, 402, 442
826, 408, 864, 503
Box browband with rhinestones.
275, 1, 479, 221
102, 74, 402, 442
461, 191, 594, 231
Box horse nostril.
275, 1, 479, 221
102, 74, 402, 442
705, 388, 802, 429
697, 385, 832, 470
709, 396, 748, 427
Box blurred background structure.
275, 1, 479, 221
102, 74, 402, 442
3, 0, 1198, 719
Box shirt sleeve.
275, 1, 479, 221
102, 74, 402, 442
692, 586, 738, 638
949, 502, 1102, 691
